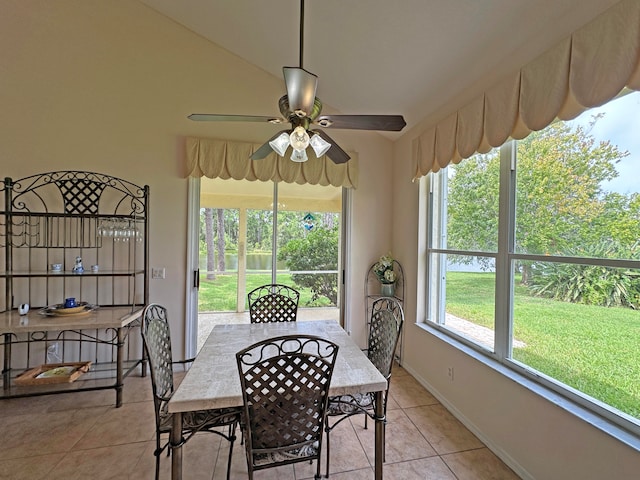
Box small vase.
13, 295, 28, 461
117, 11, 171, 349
380, 283, 395, 297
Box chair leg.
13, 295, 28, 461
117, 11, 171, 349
324, 421, 331, 478
225, 422, 237, 480
154, 433, 161, 480
383, 422, 386, 463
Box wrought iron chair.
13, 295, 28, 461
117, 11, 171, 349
324, 297, 404, 478
247, 283, 300, 323
236, 334, 339, 480
141, 304, 241, 480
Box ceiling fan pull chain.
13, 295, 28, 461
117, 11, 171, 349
299, 0, 305, 69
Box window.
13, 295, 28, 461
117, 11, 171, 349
425, 90, 640, 434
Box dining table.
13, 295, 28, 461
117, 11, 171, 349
168, 319, 388, 479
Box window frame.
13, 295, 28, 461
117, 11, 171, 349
422, 137, 640, 438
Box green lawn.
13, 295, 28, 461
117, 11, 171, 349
198, 273, 330, 311
446, 271, 639, 419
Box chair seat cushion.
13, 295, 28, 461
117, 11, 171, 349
253, 442, 319, 466
159, 405, 240, 431
327, 392, 374, 416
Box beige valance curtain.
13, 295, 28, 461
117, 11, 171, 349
413, 0, 640, 178
186, 136, 358, 188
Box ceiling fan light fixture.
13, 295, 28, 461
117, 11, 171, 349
291, 148, 308, 162
289, 126, 310, 151
269, 132, 290, 156
310, 133, 331, 157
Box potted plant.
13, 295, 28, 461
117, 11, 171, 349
373, 253, 397, 296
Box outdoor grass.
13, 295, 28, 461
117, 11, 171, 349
198, 273, 329, 311
446, 271, 639, 419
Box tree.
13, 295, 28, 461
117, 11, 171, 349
447, 116, 630, 285
278, 225, 339, 306
216, 209, 226, 273
204, 208, 215, 280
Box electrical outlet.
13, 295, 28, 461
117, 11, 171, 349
447, 366, 454, 381
152, 267, 166, 279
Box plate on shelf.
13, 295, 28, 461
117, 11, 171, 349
39, 302, 97, 317
36, 366, 77, 378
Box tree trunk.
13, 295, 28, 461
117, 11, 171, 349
204, 208, 215, 280
323, 212, 334, 229
216, 208, 226, 273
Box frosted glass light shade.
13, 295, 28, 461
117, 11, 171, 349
309, 133, 331, 157
291, 148, 308, 162
289, 126, 310, 151
269, 132, 290, 156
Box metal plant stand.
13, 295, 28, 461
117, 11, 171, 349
365, 259, 404, 364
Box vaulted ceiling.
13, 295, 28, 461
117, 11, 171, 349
139, 0, 620, 139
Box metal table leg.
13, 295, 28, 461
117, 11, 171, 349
171, 412, 183, 480
116, 327, 125, 407
2, 333, 11, 391
374, 390, 384, 479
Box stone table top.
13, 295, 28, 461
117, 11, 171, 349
169, 320, 387, 413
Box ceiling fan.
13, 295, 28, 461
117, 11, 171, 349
188, 0, 406, 164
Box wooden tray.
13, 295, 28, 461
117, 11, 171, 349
15, 361, 92, 385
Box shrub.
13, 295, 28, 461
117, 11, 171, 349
527, 242, 640, 309
278, 226, 339, 306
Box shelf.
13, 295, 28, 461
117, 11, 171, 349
1, 360, 143, 400
0, 269, 145, 278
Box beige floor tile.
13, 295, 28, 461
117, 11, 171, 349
322, 418, 373, 477
0, 406, 107, 460
354, 409, 438, 464
405, 404, 484, 455
77, 400, 156, 448
392, 363, 409, 377
383, 456, 458, 480
442, 447, 520, 480
46, 443, 146, 480
389, 373, 439, 408
0, 395, 53, 418
0, 453, 63, 480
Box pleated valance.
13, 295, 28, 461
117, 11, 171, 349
186, 136, 358, 188
413, 0, 640, 178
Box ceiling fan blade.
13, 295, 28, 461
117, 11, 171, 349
188, 113, 285, 123
312, 130, 351, 164
314, 114, 406, 131
250, 130, 290, 160
283, 67, 318, 117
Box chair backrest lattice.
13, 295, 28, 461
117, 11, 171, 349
141, 304, 175, 410
248, 284, 300, 323
236, 335, 338, 474
368, 297, 404, 379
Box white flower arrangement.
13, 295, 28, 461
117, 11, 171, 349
373, 253, 396, 284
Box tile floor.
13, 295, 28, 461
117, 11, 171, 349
0, 362, 520, 480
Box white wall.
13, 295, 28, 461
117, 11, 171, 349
0, 0, 393, 355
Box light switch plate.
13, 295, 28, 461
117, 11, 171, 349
151, 267, 166, 279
